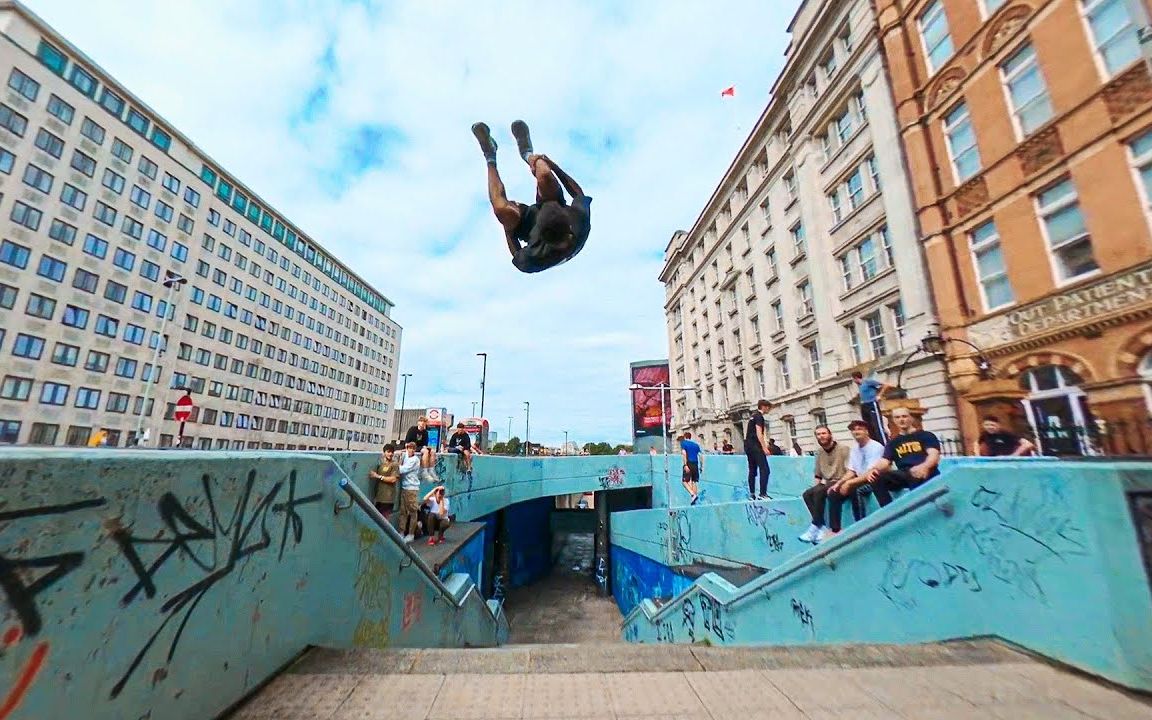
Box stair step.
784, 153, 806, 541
289, 639, 1032, 676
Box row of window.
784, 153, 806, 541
0, 419, 384, 448
10, 60, 395, 339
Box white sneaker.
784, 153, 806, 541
403, 534, 414, 543
798, 524, 820, 543
817, 528, 838, 543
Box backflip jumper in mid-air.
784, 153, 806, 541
472, 121, 592, 273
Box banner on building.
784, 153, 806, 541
630, 361, 671, 439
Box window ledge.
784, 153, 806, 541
789, 251, 807, 266
820, 121, 871, 175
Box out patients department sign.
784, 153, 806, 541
968, 262, 1152, 349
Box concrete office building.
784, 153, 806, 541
659, 0, 960, 451
0, 1, 400, 450
877, 0, 1152, 452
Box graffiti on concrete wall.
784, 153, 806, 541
952, 484, 1086, 604
744, 502, 787, 554
401, 591, 423, 632
106, 469, 321, 698
656, 510, 693, 565
878, 553, 982, 610
0, 498, 109, 719
790, 598, 814, 634
598, 466, 626, 491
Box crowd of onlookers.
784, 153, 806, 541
675, 372, 1036, 543
367, 416, 476, 546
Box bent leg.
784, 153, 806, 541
526, 154, 563, 204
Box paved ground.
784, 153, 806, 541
230, 641, 1152, 719
502, 533, 621, 646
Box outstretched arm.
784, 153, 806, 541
505, 229, 522, 259
540, 155, 584, 198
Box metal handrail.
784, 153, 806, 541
336, 475, 466, 608
631, 484, 952, 622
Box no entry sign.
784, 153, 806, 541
174, 394, 194, 423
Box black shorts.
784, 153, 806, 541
683, 461, 700, 483
513, 198, 569, 241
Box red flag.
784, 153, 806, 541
721, 86, 735, 97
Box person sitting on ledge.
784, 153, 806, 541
977, 415, 1035, 457
423, 486, 452, 546
447, 422, 474, 470
823, 420, 887, 541
862, 407, 941, 507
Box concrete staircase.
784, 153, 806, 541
225, 641, 1152, 719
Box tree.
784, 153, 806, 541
582, 442, 615, 456
503, 436, 523, 456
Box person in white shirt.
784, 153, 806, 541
821, 420, 886, 542
397, 442, 422, 543
422, 486, 451, 546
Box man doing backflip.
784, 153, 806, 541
472, 121, 592, 273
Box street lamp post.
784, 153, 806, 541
397, 373, 412, 442
629, 383, 696, 509
524, 401, 530, 457
477, 352, 488, 418
564, 430, 569, 455
134, 271, 186, 446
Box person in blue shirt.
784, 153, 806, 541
852, 370, 893, 444
679, 431, 704, 506
472, 120, 591, 274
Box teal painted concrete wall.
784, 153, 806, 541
611, 499, 815, 570
622, 461, 1152, 692
0, 450, 504, 720
611, 546, 696, 616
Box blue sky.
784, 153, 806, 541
32, 0, 800, 445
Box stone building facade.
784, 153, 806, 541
659, 0, 959, 452
877, 0, 1152, 453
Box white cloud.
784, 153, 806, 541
29, 0, 799, 445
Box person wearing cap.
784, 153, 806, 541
423, 485, 452, 545
447, 422, 473, 470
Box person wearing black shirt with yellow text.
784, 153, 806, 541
977, 416, 1035, 457
744, 399, 774, 500
863, 406, 941, 507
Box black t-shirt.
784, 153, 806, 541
405, 426, 428, 449
745, 411, 766, 450
512, 197, 593, 273
448, 431, 471, 451
883, 431, 941, 476
980, 431, 1021, 457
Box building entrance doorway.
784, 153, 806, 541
1019, 365, 1093, 456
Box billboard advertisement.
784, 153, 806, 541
630, 361, 671, 440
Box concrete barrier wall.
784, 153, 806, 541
611, 498, 816, 570
0, 450, 504, 720
611, 546, 695, 616
621, 461, 1152, 692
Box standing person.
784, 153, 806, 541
447, 422, 474, 470
852, 370, 893, 444
744, 399, 773, 500
471, 121, 592, 274
977, 416, 1036, 456
680, 431, 704, 506
368, 443, 400, 518
396, 442, 422, 542
823, 421, 887, 541
799, 426, 851, 543
863, 407, 942, 507
405, 416, 439, 482
721, 439, 735, 454
423, 486, 452, 545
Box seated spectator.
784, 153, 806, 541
423, 486, 452, 545
767, 439, 785, 456
447, 422, 474, 470
368, 443, 399, 517
405, 416, 440, 483
978, 416, 1035, 457
862, 407, 941, 507
823, 421, 886, 541
799, 426, 850, 543
721, 439, 735, 454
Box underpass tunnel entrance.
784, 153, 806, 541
492, 487, 651, 644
